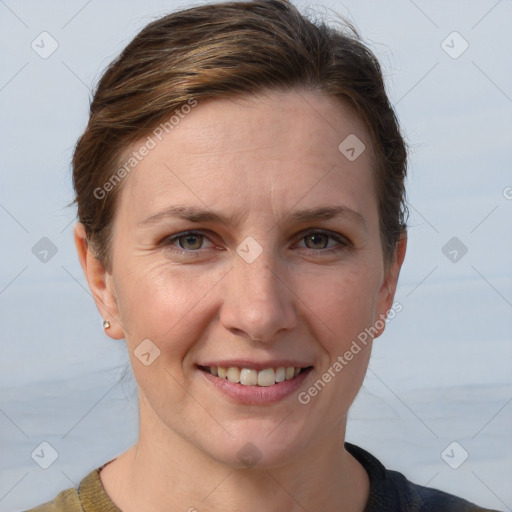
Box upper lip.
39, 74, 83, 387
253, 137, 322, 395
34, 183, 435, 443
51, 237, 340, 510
197, 360, 313, 371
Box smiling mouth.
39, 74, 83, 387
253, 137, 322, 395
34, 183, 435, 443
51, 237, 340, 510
198, 365, 313, 386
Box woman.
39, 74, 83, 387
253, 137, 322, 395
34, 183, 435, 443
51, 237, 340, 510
27, 0, 501, 510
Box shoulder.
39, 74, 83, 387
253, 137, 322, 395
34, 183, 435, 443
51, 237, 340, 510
24, 487, 82, 512
25, 463, 122, 512
24, 464, 113, 512
381, 467, 501, 512
344, 443, 503, 512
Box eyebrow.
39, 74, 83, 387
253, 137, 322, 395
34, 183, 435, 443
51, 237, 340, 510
139, 205, 367, 231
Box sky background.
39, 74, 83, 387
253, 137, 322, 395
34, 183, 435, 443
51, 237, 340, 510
0, 0, 511, 511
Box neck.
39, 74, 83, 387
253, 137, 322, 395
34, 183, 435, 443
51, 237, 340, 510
100, 398, 369, 512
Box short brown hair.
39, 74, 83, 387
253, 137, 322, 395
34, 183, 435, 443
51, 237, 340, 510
72, 0, 407, 271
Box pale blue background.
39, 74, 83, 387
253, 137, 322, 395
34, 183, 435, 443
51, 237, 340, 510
0, 1, 511, 511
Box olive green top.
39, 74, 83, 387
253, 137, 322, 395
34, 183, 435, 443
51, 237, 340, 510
25, 462, 121, 512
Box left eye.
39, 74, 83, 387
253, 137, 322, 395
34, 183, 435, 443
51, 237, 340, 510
298, 231, 346, 250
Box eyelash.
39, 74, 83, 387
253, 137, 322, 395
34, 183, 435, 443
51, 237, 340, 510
161, 229, 351, 256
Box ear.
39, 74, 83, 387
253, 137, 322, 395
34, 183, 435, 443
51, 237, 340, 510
373, 232, 407, 338
73, 222, 124, 340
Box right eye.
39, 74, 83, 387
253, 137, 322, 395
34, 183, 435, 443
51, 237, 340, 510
162, 230, 216, 253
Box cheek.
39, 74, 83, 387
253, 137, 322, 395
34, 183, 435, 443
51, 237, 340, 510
114, 259, 226, 351
294, 269, 377, 419
297, 266, 382, 348
113, 263, 229, 413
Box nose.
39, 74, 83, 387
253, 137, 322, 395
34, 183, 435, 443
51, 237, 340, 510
220, 249, 298, 342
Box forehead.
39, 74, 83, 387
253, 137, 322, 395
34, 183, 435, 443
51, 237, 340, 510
116, 89, 377, 225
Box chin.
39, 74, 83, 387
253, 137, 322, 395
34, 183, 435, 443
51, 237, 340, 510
201, 420, 312, 470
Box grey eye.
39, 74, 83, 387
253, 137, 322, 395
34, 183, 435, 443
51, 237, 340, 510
178, 234, 204, 250
304, 233, 330, 249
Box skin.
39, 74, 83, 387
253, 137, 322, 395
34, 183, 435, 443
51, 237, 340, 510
75, 88, 407, 512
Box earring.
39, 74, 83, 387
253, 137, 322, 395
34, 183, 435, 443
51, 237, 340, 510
103, 320, 111, 329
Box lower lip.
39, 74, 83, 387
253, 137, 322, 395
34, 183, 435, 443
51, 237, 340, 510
198, 367, 313, 405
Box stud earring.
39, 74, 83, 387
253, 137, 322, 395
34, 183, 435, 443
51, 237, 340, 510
103, 320, 111, 329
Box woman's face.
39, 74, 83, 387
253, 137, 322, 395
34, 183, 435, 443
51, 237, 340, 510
83, 89, 404, 468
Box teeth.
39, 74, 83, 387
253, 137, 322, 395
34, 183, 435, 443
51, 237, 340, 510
240, 368, 258, 385
257, 368, 275, 387
208, 366, 305, 386
275, 367, 286, 383
227, 367, 240, 383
